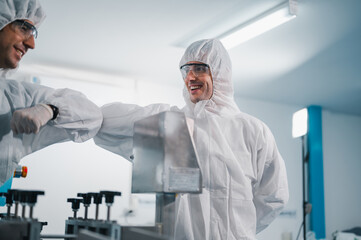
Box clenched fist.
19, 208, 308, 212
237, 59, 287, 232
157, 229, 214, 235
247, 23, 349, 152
11, 104, 53, 134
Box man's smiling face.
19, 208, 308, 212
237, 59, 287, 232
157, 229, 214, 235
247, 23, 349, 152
181, 61, 213, 103
0, 19, 36, 69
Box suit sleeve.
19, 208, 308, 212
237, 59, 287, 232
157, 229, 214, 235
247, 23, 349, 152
252, 123, 289, 233
93, 102, 171, 161
14, 82, 102, 150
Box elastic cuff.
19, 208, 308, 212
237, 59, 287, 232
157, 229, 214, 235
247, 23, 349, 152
38, 103, 53, 116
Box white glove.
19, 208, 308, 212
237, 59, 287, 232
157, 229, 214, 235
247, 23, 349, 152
11, 103, 53, 134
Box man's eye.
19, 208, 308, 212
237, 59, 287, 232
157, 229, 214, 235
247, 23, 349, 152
21, 25, 30, 31
194, 67, 205, 72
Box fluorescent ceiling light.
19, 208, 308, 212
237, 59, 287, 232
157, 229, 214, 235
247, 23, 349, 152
220, 3, 296, 49
292, 108, 308, 138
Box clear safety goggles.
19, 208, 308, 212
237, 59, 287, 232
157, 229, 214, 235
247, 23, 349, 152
180, 63, 210, 79
11, 20, 38, 39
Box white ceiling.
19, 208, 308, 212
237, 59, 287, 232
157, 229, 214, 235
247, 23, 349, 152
20, 0, 361, 116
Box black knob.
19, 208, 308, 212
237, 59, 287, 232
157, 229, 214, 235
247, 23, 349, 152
8, 189, 20, 202
67, 198, 83, 211
77, 193, 92, 205
27, 191, 45, 204
41, 221, 48, 227
100, 191, 121, 204
89, 192, 103, 204
40, 221, 48, 231
16, 190, 44, 204
19, 190, 27, 204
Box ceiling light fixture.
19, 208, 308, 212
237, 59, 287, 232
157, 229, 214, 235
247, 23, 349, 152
220, 2, 296, 49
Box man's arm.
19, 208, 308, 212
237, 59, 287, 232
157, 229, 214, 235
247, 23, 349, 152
6, 79, 103, 145
252, 123, 289, 233
94, 102, 171, 161
0, 79, 103, 185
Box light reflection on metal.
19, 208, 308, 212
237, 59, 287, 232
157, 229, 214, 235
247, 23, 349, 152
132, 111, 202, 194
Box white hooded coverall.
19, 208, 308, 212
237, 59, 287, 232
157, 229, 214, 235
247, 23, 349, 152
0, 0, 103, 185
94, 39, 289, 240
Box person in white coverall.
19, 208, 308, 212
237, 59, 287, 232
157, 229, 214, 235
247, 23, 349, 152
0, 0, 103, 185
94, 39, 289, 240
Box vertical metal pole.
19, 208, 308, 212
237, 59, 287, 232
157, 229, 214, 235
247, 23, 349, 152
155, 193, 164, 234
95, 204, 99, 220
6, 204, 11, 217
21, 204, 26, 218
84, 205, 88, 220
107, 205, 111, 221
155, 193, 176, 237
302, 135, 306, 240
29, 206, 34, 219
14, 202, 19, 217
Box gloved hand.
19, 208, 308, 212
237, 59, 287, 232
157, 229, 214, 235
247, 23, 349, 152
11, 104, 53, 134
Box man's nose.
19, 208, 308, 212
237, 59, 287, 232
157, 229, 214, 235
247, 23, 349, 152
23, 35, 35, 50
185, 70, 196, 80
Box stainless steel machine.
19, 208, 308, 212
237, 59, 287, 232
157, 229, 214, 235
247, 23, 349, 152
122, 111, 202, 239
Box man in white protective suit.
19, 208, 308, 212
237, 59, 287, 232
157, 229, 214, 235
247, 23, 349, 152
0, 0, 103, 186
94, 38, 289, 240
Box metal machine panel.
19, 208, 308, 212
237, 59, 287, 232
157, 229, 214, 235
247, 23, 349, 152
65, 219, 121, 240
132, 111, 201, 193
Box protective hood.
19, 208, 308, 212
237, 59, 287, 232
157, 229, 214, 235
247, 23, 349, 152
0, 0, 46, 31
0, 0, 46, 76
179, 39, 240, 117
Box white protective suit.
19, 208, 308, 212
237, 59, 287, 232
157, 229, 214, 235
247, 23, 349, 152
0, 0, 103, 185
94, 39, 289, 240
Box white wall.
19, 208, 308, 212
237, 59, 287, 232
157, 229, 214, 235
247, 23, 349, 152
323, 110, 361, 239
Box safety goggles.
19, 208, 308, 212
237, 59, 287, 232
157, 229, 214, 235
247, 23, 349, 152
11, 20, 38, 39
180, 63, 210, 79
